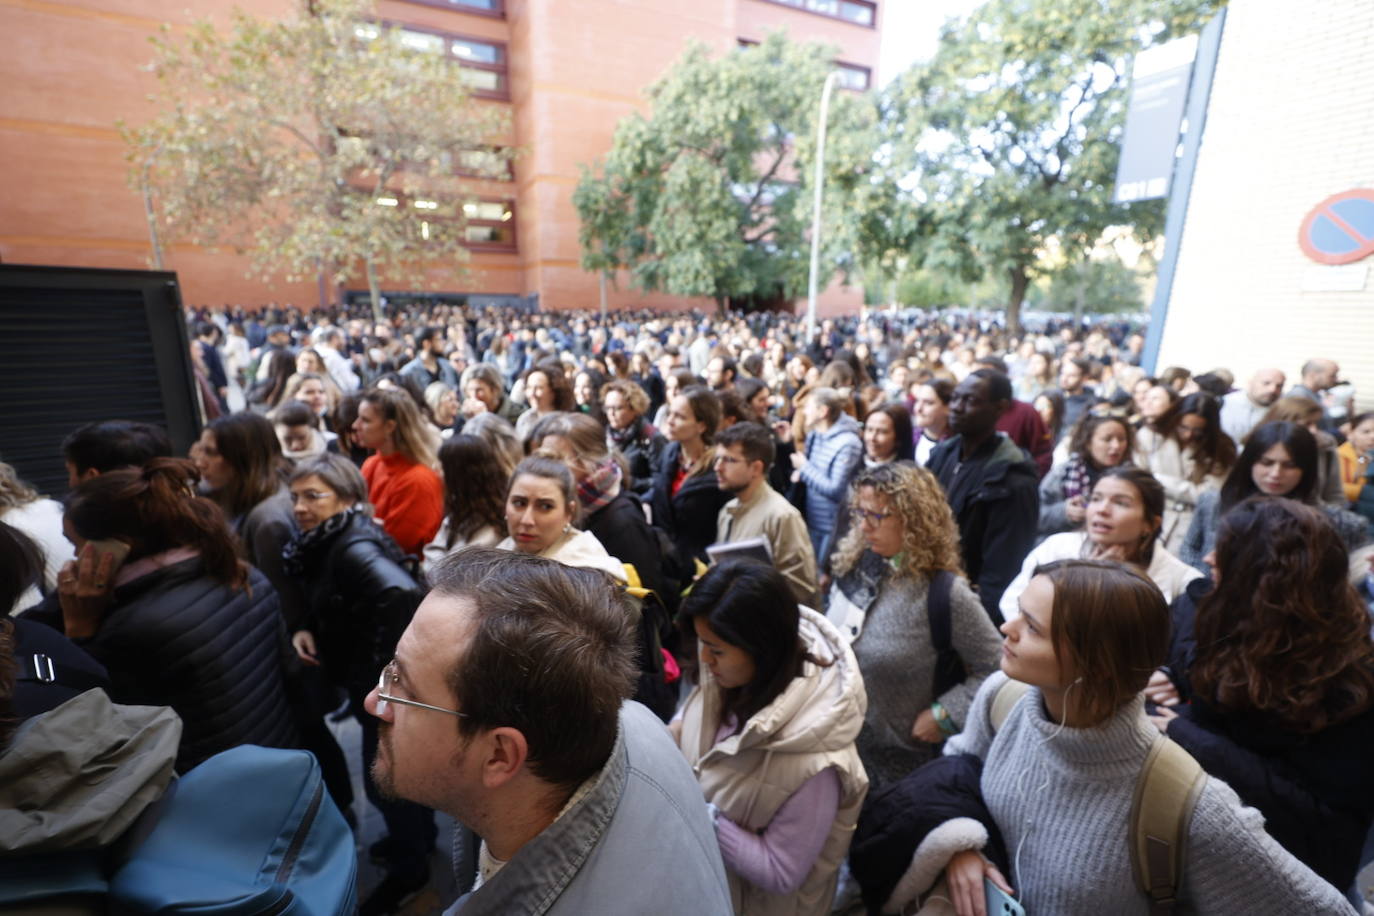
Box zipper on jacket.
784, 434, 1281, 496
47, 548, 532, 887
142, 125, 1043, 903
274, 779, 324, 885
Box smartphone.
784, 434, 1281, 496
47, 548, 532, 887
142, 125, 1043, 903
86, 538, 132, 577
984, 877, 1025, 916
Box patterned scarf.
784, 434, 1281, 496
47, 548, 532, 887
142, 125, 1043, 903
606, 418, 649, 452
1062, 451, 1095, 504
282, 506, 364, 577
577, 459, 623, 516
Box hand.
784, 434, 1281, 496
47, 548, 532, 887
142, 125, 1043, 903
789, 451, 805, 470
461, 397, 489, 419
1089, 540, 1132, 562
1065, 496, 1086, 524
292, 630, 320, 665
57, 545, 118, 639
772, 419, 792, 441
946, 849, 1013, 916
1148, 705, 1178, 734
1144, 669, 1180, 706
912, 707, 944, 743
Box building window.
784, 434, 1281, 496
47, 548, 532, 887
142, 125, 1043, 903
753, 0, 876, 28
834, 62, 870, 91
374, 196, 517, 250
354, 22, 509, 100
392, 0, 503, 18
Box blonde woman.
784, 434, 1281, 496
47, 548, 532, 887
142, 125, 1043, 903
826, 462, 1004, 789
280, 372, 341, 430
0, 461, 73, 612
353, 387, 443, 555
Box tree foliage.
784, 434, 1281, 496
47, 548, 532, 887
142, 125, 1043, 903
884, 0, 1225, 334
573, 34, 882, 312
123, 0, 512, 316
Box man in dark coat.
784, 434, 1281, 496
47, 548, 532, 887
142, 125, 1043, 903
927, 370, 1040, 625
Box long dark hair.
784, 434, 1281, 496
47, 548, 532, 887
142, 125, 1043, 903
1171, 392, 1236, 481
1219, 421, 1317, 513
1192, 497, 1374, 733
679, 560, 824, 733
1067, 413, 1133, 474
206, 412, 288, 517
438, 435, 508, 545
250, 350, 298, 409
65, 458, 247, 589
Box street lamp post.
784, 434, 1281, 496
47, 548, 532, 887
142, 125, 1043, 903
805, 71, 839, 341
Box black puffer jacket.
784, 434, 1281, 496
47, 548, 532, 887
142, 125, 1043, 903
649, 441, 731, 577
71, 556, 299, 772
293, 512, 424, 699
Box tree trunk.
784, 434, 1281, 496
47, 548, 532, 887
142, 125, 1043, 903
715, 294, 728, 316
1006, 265, 1029, 338
1073, 269, 1086, 328
365, 257, 383, 323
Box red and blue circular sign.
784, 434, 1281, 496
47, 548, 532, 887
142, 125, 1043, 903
1299, 189, 1374, 265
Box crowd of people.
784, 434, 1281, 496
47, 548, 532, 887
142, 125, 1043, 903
3, 300, 1374, 916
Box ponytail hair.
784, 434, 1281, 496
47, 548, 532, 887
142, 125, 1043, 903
65, 458, 247, 589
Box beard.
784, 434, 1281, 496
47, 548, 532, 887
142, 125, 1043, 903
371, 724, 399, 799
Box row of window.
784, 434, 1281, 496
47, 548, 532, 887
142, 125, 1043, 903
736, 39, 872, 91
354, 22, 508, 98
754, 0, 876, 28
375, 196, 517, 250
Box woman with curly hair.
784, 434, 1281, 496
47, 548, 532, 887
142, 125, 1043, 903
1148, 497, 1374, 893
826, 463, 1003, 788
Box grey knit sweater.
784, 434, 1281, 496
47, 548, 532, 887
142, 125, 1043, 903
945, 673, 1355, 915
837, 570, 1003, 789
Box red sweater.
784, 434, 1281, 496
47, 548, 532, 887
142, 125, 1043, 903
361, 452, 444, 556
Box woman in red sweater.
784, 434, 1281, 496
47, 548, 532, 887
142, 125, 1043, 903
353, 388, 443, 556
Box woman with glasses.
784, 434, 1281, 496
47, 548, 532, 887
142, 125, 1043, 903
826, 463, 1003, 789
282, 453, 435, 907
601, 378, 665, 496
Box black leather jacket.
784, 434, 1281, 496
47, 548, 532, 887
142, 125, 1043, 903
295, 512, 424, 698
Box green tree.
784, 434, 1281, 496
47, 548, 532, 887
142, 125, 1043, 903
573, 34, 882, 313
124, 0, 512, 318
886, 0, 1224, 336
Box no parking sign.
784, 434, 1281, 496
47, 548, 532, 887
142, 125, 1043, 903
1298, 189, 1374, 265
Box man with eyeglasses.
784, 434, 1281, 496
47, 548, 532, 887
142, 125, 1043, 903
712, 422, 819, 606
364, 547, 731, 915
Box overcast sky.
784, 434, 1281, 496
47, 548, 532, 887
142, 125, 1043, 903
878, 0, 986, 86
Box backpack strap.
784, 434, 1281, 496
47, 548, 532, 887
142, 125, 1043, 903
989, 678, 1030, 731
926, 570, 955, 654
1129, 735, 1206, 915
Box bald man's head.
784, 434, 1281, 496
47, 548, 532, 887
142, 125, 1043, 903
1247, 368, 1285, 407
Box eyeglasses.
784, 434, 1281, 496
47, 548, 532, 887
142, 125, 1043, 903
851, 507, 894, 527
375, 659, 466, 718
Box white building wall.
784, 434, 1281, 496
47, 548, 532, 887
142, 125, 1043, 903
1157, 0, 1374, 411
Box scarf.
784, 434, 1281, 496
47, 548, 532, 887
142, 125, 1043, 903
577, 459, 623, 516
1062, 451, 1096, 504
606, 418, 649, 452
282, 506, 364, 577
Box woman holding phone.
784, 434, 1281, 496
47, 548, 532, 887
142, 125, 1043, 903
55, 458, 298, 772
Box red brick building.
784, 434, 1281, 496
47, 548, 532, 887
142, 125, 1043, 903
1, 0, 881, 311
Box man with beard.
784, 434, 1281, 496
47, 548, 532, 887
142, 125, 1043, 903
363, 548, 730, 915
1220, 367, 1286, 444
712, 422, 818, 606
926, 369, 1039, 625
